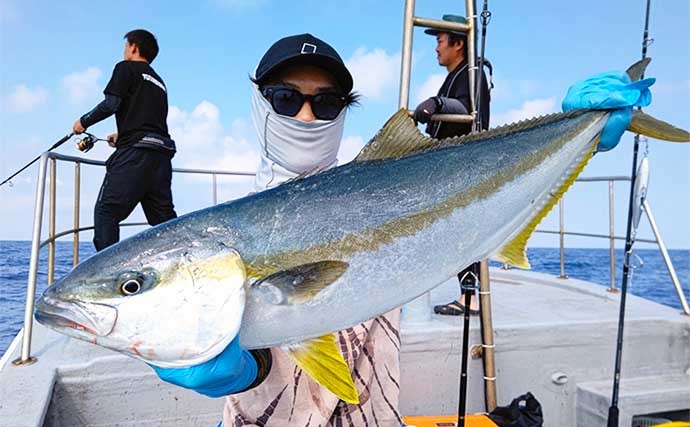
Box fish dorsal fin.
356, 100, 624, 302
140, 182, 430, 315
356, 109, 587, 162
283, 334, 359, 404
628, 110, 690, 142
354, 109, 437, 161
494, 137, 598, 268
626, 58, 651, 82
252, 261, 348, 304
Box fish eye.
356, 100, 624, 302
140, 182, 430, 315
120, 279, 142, 296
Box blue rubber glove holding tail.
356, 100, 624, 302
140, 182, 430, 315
150, 337, 258, 398
562, 71, 655, 152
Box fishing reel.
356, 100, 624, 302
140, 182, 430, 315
76, 133, 99, 153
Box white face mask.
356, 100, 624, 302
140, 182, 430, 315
251, 83, 346, 191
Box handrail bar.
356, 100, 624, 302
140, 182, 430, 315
39, 223, 148, 248
577, 176, 631, 182
535, 230, 658, 245
44, 151, 256, 176
412, 16, 471, 33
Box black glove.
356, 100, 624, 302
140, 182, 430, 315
413, 96, 442, 124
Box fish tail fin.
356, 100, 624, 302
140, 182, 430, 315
628, 110, 690, 142
624, 58, 690, 142
625, 58, 651, 82
283, 334, 359, 404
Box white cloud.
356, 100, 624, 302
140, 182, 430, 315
4, 84, 48, 112
61, 67, 103, 106
414, 73, 446, 104
338, 135, 366, 164
492, 97, 558, 126
345, 48, 400, 102
168, 101, 259, 181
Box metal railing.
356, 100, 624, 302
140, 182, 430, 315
12, 152, 690, 366
13, 151, 255, 366
534, 175, 689, 315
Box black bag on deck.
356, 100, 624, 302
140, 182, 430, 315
487, 392, 543, 427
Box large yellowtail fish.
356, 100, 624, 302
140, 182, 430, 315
34, 60, 689, 403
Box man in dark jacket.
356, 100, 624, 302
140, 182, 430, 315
72, 29, 177, 251
413, 14, 491, 315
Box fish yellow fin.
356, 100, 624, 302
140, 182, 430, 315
355, 109, 437, 161
628, 110, 690, 142
496, 142, 598, 268
283, 334, 359, 404
252, 261, 348, 304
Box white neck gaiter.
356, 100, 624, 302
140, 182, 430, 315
251, 83, 346, 191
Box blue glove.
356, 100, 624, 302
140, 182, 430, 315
150, 337, 258, 398
562, 71, 655, 152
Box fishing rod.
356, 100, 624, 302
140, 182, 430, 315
473, 0, 491, 132
607, 1, 653, 426
0, 133, 73, 187
0, 132, 106, 187
457, 267, 479, 427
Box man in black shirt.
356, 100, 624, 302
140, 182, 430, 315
413, 15, 491, 316
72, 29, 177, 251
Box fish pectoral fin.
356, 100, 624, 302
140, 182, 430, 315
283, 334, 359, 404
628, 110, 690, 142
354, 109, 437, 161
253, 261, 348, 304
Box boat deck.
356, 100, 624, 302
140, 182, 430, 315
402, 268, 690, 426
1, 268, 688, 426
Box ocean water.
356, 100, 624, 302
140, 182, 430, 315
1, 240, 688, 357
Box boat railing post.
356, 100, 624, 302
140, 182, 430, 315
643, 200, 690, 315
212, 173, 218, 205
73, 161, 80, 266
398, 0, 415, 110
478, 259, 497, 411
13, 152, 49, 366
559, 199, 567, 279
47, 157, 57, 285
466, 0, 477, 122
608, 180, 618, 293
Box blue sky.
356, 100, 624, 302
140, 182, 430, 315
1, 0, 688, 249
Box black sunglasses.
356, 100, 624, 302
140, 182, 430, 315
261, 86, 347, 121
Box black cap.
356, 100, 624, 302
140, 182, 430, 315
254, 33, 353, 93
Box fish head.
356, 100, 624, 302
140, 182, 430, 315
35, 225, 247, 368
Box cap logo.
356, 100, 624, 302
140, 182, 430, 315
301, 43, 317, 54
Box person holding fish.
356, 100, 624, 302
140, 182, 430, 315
413, 15, 491, 317
152, 33, 405, 426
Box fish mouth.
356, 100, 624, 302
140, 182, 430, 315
34, 296, 117, 337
